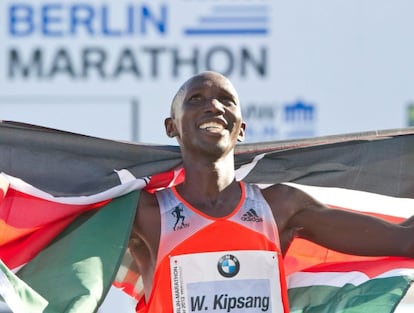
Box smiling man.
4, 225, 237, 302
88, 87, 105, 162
128, 71, 414, 313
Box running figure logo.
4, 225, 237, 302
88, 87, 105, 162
171, 204, 189, 231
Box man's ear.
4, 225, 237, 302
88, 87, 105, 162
237, 122, 246, 142
165, 117, 178, 138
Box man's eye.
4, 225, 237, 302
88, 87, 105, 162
189, 95, 202, 102
220, 97, 236, 106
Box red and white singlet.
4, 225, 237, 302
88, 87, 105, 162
137, 181, 289, 313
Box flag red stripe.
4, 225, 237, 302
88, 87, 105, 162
0, 188, 109, 269
1, 188, 108, 228
1, 215, 78, 269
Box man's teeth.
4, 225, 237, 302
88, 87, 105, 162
199, 122, 224, 130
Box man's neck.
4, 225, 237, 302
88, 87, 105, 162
177, 155, 241, 217
183, 152, 235, 189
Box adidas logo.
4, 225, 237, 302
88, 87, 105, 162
241, 208, 263, 222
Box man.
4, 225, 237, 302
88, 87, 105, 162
129, 71, 414, 312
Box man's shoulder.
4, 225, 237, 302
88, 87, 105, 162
261, 182, 304, 196
260, 183, 310, 214
246, 182, 293, 197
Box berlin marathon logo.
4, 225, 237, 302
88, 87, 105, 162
7, 3, 269, 80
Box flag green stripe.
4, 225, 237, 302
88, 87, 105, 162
288, 276, 413, 313
7, 191, 139, 313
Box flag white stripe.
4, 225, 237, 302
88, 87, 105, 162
0, 269, 24, 313
0, 263, 48, 313
287, 268, 414, 289
1, 172, 146, 205
257, 182, 414, 219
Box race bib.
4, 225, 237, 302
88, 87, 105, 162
170, 250, 284, 313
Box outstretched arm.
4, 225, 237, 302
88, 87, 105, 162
263, 184, 414, 257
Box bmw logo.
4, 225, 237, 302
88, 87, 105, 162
217, 254, 240, 278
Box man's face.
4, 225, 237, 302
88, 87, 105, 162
167, 72, 245, 157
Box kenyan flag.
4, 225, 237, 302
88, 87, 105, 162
0, 121, 413, 312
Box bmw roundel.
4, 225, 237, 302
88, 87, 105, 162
217, 254, 240, 278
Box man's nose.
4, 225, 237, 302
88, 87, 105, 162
205, 98, 225, 114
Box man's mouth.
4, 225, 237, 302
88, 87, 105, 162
199, 122, 225, 133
